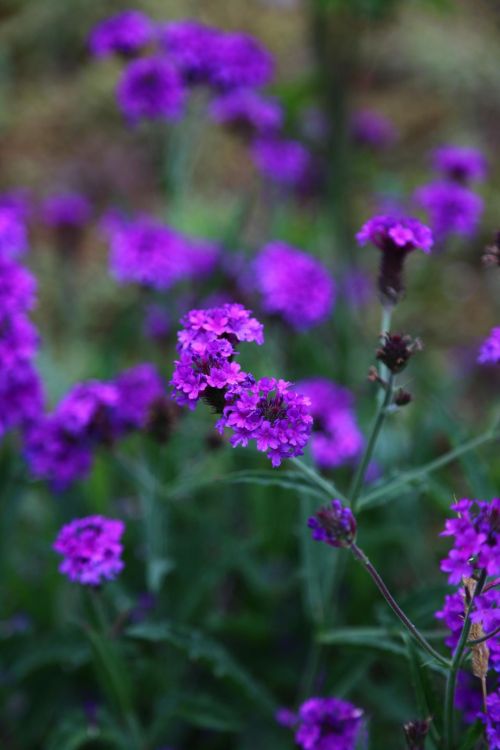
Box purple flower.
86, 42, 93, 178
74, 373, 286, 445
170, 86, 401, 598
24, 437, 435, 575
209, 89, 283, 135
24, 416, 94, 489
144, 305, 170, 341
413, 181, 483, 240
56, 381, 119, 440
53, 516, 125, 586
0, 362, 43, 437
117, 57, 186, 124
294, 696, 363, 750
0, 206, 28, 260
113, 364, 165, 432
209, 31, 274, 90
0, 258, 37, 314
351, 109, 397, 150
0, 312, 39, 368
160, 20, 220, 85
89, 10, 154, 58
251, 136, 312, 189
254, 242, 335, 330
440, 498, 500, 583
41, 192, 91, 229
484, 692, 500, 748
478, 327, 500, 365
308, 499, 357, 548
340, 270, 373, 307
216, 377, 312, 467
432, 145, 487, 184
104, 214, 219, 290
298, 379, 363, 469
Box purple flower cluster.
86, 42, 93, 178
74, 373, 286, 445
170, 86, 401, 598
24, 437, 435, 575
298, 379, 363, 469
308, 499, 357, 548
24, 364, 164, 489
414, 181, 483, 240
356, 215, 433, 255
209, 89, 283, 136
171, 304, 263, 408
251, 137, 312, 189
351, 109, 397, 150
117, 57, 186, 123
104, 214, 219, 290
54, 515, 125, 586
432, 145, 487, 184
440, 498, 500, 583
478, 327, 500, 365
485, 693, 500, 749
89, 10, 154, 58
0, 204, 29, 259
278, 696, 363, 750
254, 242, 334, 330
217, 377, 312, 467
41, 192, 91, 229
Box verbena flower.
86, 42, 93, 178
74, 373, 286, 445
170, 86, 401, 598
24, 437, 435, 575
483, 693, 500, 749
88, 10, 154, 58
478, 327, 500, 365
292, 696, 363, 750
143, 305, 170, 341
160, 20, 220, 85
298, 379, 363, 470
251, 137, 312, 189
0, 311, 39, 368
41, 192, 91, 229
254, 242, 334, 330
113, 364, 165, 432
432, 145, 487, 184
209, 89, 283, 136
440, 498, 500, 583
414, 181, 483, 240
0, 362, 43, 438
308, 499, 357, 548
351, 109, 397, 150
104, 214, 219, 290
0, 258, 37, 314
117, 57, 186, 124
53, 516, 125, 586
0, 206, 28, 260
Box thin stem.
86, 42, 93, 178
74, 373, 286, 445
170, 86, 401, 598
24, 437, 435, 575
292, 457, 349, 503
378, 305, 393, 386
444, 570, 487, 750
350, 543, 450, 668
467, 622, 500, 646
349, 374, 395, 511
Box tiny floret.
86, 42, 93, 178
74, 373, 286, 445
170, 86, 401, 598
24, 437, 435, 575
54, 515, 125, 586
308, 499, 357, 548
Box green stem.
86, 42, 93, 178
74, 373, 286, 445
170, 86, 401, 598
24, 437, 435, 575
467, 622, 500, 646
349, 374, 395, 511
378, 305, 393, 385
358, 428, 500, 511
444, 571, 487, 750
350, 544, 450, 669
292, 457, 348, 503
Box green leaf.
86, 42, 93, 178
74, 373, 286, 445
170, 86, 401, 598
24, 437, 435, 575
127, 621, 275, 711
176, 694, 243, 732
458, 721, 486, 750
45, 710, 124, 750
317, 626, 407, 656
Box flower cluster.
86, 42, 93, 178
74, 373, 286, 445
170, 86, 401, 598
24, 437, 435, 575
298, 379, 363, 469
104, 213, 219, 290
308, 499, 357, 548
440, 498, 500, 583
251, 137, 312, 189
351, 109, 398, 150
54, 516, 125, 586
0, 204, 29, 259
88, 10, 154, 58
414, 181, 483, 240
117, 57, 186, 123
278, 696, 363, 750
209, 89, 283, 136
254, 242, 334, 329
432, 145, 487, 185
41, 192, 92, 230
478, 327, 500, 365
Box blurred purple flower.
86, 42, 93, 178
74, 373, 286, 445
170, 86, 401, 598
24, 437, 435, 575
209, 89, 283, 136
41, 192, 91, 229
351, 109, 397, 150
432, 145, 487, 184
341, 269, 373, 307
478, 327, 500, 365
484, 692, 500, 748
254, 242, 334, 330
54, 515, 125, 586
89, 10, 154, 58
160, 20, 220, 85
0, 362, 44, 438
144, 305, 170, 341
251, 136, 312, 189
0, 207, 29, 260
113, 363, 165, 432
414, 181, 483, 240
209, 31, 274, 90
292, 696, 363, 750
117, 57, 186, 124
0, 258, 37, 314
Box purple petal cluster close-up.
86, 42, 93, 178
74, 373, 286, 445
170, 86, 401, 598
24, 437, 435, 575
53, 515, 125, 586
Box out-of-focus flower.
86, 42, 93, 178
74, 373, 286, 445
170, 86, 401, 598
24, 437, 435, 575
251, 137, 312, 189
0, 362, 43, 438
0, 312, 39, 369
308, 499, 357, 548
254, 242, 334, 330
0, 206, 28, 260
298, 379, 363, 470
117, 57, 186, 124
0, 258, 37, 314
432, 145, 487, 184
341, 269, 373, 307
478, 327, 500, 365
292, 696, 363, 750
414, 181, 483, 241
144, 305, 170, 341
104, 214, 219, 290
113, 364, 165, 432
54, 516, 125, 586
483, 692, 500, 748
351, 109, 397, 150
89, 10, 154, 58
160, 20, 220, 85
209, 89, 283, 136
216, 377, 312, 467
41, 192, 91, 229
440, 498, 500, 583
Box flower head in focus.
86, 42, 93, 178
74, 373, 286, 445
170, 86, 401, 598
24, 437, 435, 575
440, 498, 500, 583
54, 516, 125, 586
290, 696, 364, 750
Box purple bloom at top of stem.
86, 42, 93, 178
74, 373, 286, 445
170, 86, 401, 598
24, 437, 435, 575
254, 242, 335, 330
209, 89, 283, 136
0, 311, 39, 369
0, 206, 29, 260
432, 145, 487, 185
117, 56, 186, 124
308, 499, 357, 548
160, 20, 221, 85
298, 379, 363, 470
478, 327, 500, 365
413, 181, 483, 241
113, 363, 165, 432
53, 515, 125, 586
294, 696, 363, 750
177, 303, 264, 350
440, 498, 500, 583
251, 136, 312, 189
216, 377, 312, 467
41, 192, 92, 229
0, 258, 37, 315
356, 214, 433, 255
88, 10, 155, 58
351, 109, 398, 150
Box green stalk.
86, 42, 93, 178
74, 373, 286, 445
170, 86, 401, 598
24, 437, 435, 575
292, 456, 349, 503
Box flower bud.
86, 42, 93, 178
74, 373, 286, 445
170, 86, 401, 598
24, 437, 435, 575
403, 718, 431, 749
376, 333, 421, 374
308, 499, 357, 548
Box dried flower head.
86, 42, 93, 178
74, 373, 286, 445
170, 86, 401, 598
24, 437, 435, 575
376, 333, 422, 374
308, 499, 357, 548
403, 718, 432, 749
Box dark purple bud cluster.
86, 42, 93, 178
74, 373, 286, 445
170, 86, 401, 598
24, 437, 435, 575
376, 333, 422, 374
308, 499, 357, 548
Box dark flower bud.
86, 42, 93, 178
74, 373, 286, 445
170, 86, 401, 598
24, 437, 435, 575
376, 333, 422, 374
403, 718, 431, 749
394, 388, 412, 407
482, 231, 500, 267
308, 499, 357, 548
